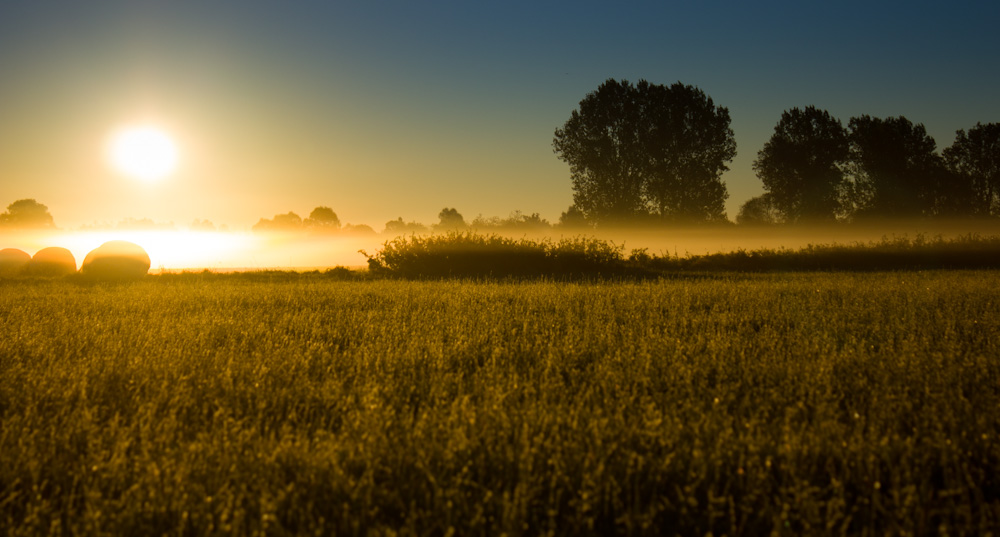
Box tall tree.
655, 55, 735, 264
553, 79, 735, 225
553, 79, 648, 223
846, 115, 945, 219
943, 122, 1000, 217
753, 106, 848, 222
641, 81, 736, 222
736, 194, 782, 225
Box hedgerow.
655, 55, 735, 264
362, 232, 1000, 278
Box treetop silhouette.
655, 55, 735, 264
553, 79, 735, 226
0, 199, 55, 229
943, 122, 1000, 217
753, 106, 848, 223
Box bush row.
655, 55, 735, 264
362, 232, 637, 279
362, 232, 1000, 278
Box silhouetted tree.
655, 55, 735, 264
273, 212, 302, 227
305, 206, 341, 229
557, 205, 590, 228
736, 194, 782, 225
553, 79, 735, 225
383, 218, 428, 235
253, 212, 303, 231
341, 223, 376, 236
943, 122, 1000, 217
846, 116, 946, 219
508, 211, 549, 230
0, 199, 55, 228
471, 211, 550, 231
641, 82, 736, 223
753, 107, 848, 222
435, 207, 467, 230
553, 80, 645, 223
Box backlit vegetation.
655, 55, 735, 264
363, 233, 627, 278
1, 272, 999, 534
364, 232, 1000, 278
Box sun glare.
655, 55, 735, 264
40, 230, 253, 272
108, 126, 179, 181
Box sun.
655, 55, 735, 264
108, 126, 179, 181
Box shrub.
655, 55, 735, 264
363, 232, 1000, 278
362, 232, 634, 279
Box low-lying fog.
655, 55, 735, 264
5, 219, 1000, 272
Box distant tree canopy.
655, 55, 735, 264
253, 212, 303, 231
471, 211, 551, 231
253, 207, 343, 232
558, 205, 590, 228
943, 122, 1000, 217
736, 194, 781, 226
305, 206, 341, 229
435, 208, 467, 230
753, 107, 848, 223
742, 112, 999, 224
340, 223, 376, 236
383, 218, 428, 235
0, 199, 55, 228
553, 79, 735, 226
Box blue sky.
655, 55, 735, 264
1, 0, 998, 229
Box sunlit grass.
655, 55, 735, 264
1, 272, 999, 534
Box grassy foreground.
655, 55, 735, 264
1, 272, 999, 535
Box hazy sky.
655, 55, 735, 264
1, 1, 998, 230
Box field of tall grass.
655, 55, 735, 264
2, 271, 999, 535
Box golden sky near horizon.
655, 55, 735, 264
1, 1, 998, 233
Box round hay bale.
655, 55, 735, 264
81, 241, 151, 280
0, 248, 31, 275
25, 247, 77, 277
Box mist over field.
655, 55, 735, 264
6, 219, 1000, 272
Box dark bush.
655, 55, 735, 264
362, 232, 637, 279
363, 232, 1000, 278
648, 234, 1000, 272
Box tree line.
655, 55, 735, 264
554, 79, 1000, 226
0, 200, 564, 235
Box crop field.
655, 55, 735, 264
2, 271, 999, 535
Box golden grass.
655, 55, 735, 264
1, 272, 999, 534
